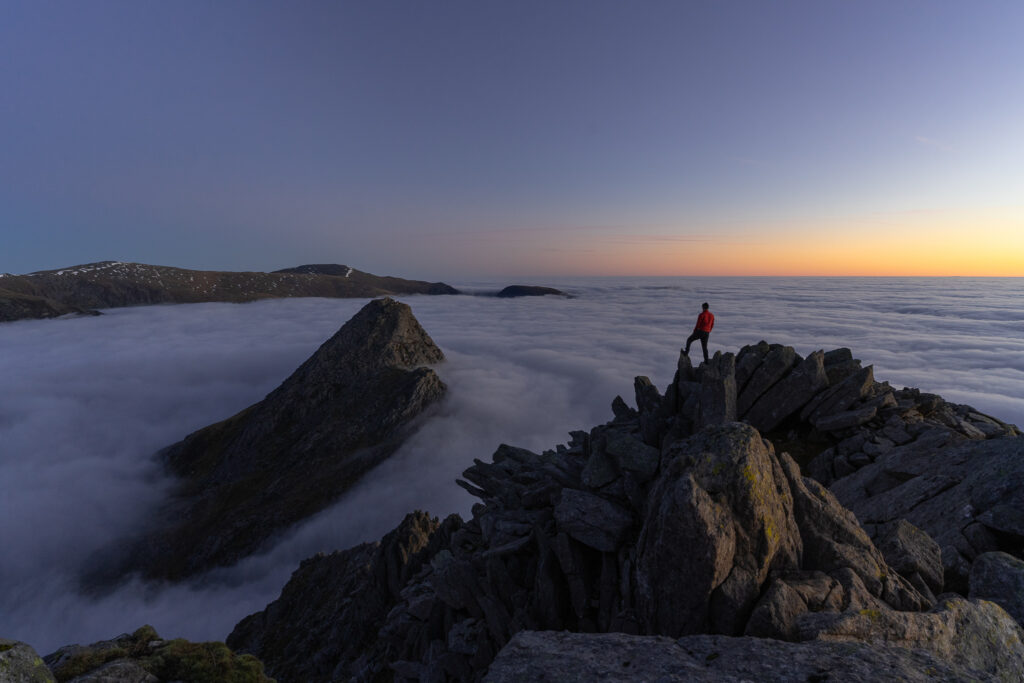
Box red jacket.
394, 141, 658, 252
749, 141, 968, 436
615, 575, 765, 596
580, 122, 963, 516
695, 310, 714, 332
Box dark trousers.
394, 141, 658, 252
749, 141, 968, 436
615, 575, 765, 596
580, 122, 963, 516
685, 330, 710, 362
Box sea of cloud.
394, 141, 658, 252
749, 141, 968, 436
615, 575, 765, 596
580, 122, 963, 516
1, 276, 1022, 652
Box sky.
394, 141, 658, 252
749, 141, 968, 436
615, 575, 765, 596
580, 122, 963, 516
2, 1, 1023, 278
2, 277, 1022, 651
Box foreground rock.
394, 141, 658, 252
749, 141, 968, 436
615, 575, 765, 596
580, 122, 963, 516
88, 297, 446, 583
486, 621, 1022, 682
0, 261, 458, 322
41, 626, 271, 682
0, 639, 55, 683
226, 341, 1023, 681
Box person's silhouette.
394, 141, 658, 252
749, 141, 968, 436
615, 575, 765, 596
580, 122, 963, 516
684, 302, 714, 363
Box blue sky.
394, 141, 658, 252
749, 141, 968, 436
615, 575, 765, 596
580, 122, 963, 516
2, 1, 1022, 277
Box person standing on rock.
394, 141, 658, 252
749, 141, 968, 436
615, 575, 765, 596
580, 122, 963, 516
684, 302, 714, 363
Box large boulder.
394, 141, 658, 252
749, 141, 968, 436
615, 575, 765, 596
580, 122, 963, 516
637, 423, 802, 636
89, 297, 447, 583
0, 639, 55, 683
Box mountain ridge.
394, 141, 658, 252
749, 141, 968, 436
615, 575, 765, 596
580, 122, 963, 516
84, 297, 448, 584
0, 261, 458, 322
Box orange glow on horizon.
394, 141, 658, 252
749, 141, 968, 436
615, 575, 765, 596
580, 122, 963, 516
513, 210, 1024, 277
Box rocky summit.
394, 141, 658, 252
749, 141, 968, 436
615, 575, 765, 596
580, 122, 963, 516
87, 297, 447, 584
0, 261, 458, 322
226, 340, 1023, 682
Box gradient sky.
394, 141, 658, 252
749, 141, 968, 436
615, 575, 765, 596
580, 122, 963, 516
2, 1, 1022, 278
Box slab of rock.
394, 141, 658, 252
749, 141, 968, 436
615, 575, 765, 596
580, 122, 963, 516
605, 433, 659, 482
813, 405, 877, 432
89, 297, 447, 583
830, 435, 1024, 587
970, 551, 1024, 625
801, 365, 874, 423
744, 350, 829, 432
733, 341, 770, 394
697, 352, 737, 428
736, 344, 797, 417
874, 519, 943, 598
555, 489, 633, 552
483, 630, 992, 682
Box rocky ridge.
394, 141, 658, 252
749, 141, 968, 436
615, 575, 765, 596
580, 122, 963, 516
0, 261, 458, 322
87, 297, 447, 584
226, 341, 1024, 681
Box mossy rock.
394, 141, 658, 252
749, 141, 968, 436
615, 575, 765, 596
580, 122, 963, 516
48, 626, 273, 683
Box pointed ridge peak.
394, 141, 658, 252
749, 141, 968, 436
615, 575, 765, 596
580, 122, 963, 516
318, 297, 445, 370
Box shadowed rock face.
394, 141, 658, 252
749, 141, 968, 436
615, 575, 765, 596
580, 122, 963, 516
227, 511, 462, 682
87, 297, 447, 584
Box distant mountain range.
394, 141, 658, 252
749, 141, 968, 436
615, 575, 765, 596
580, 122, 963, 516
0, 261, 458, 322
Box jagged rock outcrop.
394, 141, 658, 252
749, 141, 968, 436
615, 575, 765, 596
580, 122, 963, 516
225, 340, 1024, 681
728, 342, 1022, 599
0, 261, 458, 322
224, 342, 1024, 683
88, 297, 447, 583
41, 625, 271, 682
